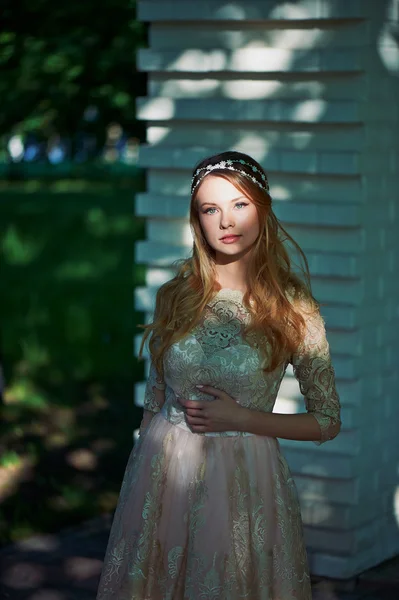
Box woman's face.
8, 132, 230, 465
196, 175, 260, 259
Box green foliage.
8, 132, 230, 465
0, 183, 146, 380
0, 178, 148, 545
0, 0, 146, 143
0, 0, 150, 547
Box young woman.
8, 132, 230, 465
96, 150, 341, 600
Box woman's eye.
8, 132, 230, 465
204, 202, 247, 214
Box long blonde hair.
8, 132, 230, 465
138, 151, 318, 378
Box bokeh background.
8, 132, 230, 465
0, 0, 148, 546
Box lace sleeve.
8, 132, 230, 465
290, 304, 341, 445
143, 337, 166, 415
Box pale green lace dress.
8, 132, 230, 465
96, 288, 341, 600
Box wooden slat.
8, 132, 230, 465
138, 1, 366, 22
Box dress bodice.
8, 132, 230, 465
143, 288, 341, 443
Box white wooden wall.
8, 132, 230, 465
134, 0, 399, 579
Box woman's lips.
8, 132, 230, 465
220, 235, 241, 243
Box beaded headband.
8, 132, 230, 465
191, 158, 270, 195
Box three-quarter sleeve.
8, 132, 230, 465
290, 304, 341, 445
143, 340, 166, 415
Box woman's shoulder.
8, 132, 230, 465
284, 280, 318, 316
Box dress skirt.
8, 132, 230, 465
96, 411, 312, 600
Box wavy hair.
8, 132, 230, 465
138, 150, 319, 378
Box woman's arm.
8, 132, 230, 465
139, 287, 166, 436
240, 301, 341, 444
239, 410, 329, 441
139, 352, 166, 436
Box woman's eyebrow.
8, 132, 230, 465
200, 196, 247, 207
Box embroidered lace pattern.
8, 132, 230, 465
142, 288, 341, 444
97, 425, 312, 599
96, 288, 340, 599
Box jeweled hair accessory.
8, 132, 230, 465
191, 158, 269, 194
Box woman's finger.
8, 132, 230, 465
192, 425, 208, 433
186, 407, 207, 417
187, 416, 207, 425
180, 399, 205, 409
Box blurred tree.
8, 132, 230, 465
0, 0, 146, 154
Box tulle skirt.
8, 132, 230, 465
96, 411, 311, 600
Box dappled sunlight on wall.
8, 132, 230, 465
395, 485, 399, 527
139, 97, 176, 120
292, 99, 328, 123
146, 126, 172, 145
377, 0, 399, 75
269, 184, 292, 201
228, 132, 272, 156
267, 1, 328, 21
223, 79, 289, 100
170, 49, 227, 72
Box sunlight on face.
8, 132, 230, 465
196, 175, 260, 260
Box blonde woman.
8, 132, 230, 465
96, 150, 341, 600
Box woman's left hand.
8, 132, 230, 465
177, 385, 246, 433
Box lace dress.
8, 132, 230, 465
96, 288, 341, 600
